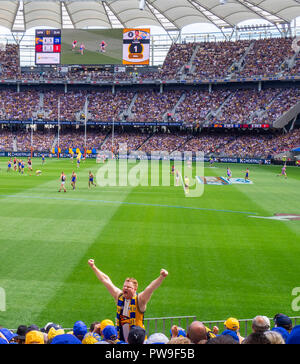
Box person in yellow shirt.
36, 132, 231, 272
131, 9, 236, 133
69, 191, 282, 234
87, 259, 168, 343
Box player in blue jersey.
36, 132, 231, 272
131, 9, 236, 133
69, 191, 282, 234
21, 160, 25, 174
88, 171, 96, 189
71, 171, 77, 190
7, 159, 12, 172
42, 154, 45, 165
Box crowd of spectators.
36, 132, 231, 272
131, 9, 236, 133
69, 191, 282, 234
1, 128, 300, 158
1, 38, 300, 82
0, 85, 297, 126
0, 312, 299, 344
130, 90, 183, 123
191, 40, 251, 80
236, 38, 294, 78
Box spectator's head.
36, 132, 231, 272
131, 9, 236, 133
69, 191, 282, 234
207, 335, 239, 344
73, 321, 87, 341
187, 321, 208, 344
168, 336, 192, 344
224, 317, 240, 332
243, 332, 270, 344
264, 330, 285, 344
25, 330, 45, 344
252, 316, 270, 333
273, 313, 293, 332
286, 325, 300, 344
102, 325, 118, 342
145, 333, 169, 344
123, 277, 138, 300
51, 334, 82, 344
127, 326, 146, 344
100, 319, 115, 334
15, 325, 28, 344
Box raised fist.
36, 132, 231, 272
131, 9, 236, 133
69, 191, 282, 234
160, 269, 168, 278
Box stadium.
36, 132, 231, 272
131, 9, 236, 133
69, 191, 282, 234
0, 0, 300, 346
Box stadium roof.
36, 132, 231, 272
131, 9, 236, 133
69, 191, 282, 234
2, 0, 300, 32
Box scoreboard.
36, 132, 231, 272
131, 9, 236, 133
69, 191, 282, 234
123, 29, 150, 65
35, 29, 61, 65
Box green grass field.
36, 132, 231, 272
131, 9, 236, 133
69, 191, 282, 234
0, 157, 300, 330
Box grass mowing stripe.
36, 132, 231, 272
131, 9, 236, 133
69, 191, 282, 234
0, 194, 258, 215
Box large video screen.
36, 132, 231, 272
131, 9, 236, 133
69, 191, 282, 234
61, 29, 123, 65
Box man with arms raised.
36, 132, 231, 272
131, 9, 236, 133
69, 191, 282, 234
88, 259, 168, 343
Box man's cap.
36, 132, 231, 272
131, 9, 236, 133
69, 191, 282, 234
51, 334, 82, 345
0, 328, 18, 342
16, 325, 28, 341
274, 313, 292, 328
73, 321, 87, 338
25, 330, 45, 344
26, 325, 40, 333
100, 319, 114, 332
102, 325, 118, 341
48, 327, 65, 341
127, 326, 146, 345
286, 325, 300, 344
82, 332, 102, 344
271, 327, 290, 343
221, 329, 240, 343
224, 318, 240, 330
145, 333, 169, 344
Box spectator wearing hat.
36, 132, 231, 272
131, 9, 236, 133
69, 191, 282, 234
102, 325, 119, 344
273, 313, 293, 332
73, 320, 87, 342
25, 330, 45, 344
88, 258, 168, 343
15, 325, 27, 344
127, 326, 146, 345
223, 317, 244, 343
145, 332, 169, 344
51, 333, 82, 344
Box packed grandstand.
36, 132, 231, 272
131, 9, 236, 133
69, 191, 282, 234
0, 37, 300, 161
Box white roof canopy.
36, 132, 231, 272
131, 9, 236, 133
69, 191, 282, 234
3, 0, 300, 31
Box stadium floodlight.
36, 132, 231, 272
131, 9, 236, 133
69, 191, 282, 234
139, 0, 145, 11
